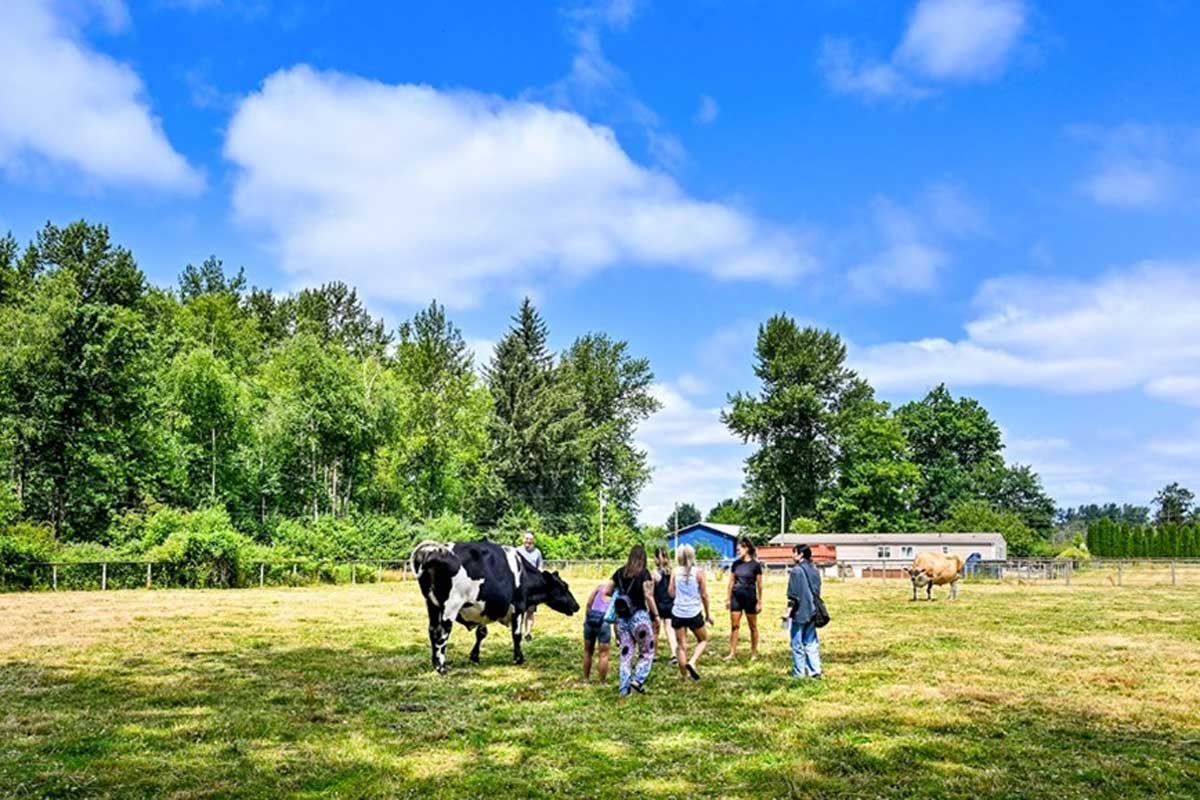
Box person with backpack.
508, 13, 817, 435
785, 544, 824, 679
580, 582, 614, 683
604, 544, 660, 696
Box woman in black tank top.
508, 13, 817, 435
653, 548, 678, 664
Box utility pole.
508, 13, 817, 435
780, 494, 786, 537
673, 502, 679, 551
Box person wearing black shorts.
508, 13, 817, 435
725, 536, 764, 661
669, 544, 713, 680
652, 548, 678, 665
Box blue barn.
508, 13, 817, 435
670, 523, 742, 560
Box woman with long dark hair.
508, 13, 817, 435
604, 544, 660, 696
725, 536, 763, 660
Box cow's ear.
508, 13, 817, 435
553, 570, 560, 577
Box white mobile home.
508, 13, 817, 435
767, 532, 1007, 577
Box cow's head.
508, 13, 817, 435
539, 570, 580, 616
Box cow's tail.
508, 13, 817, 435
409, 540, 453, 576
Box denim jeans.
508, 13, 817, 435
790, 618, 821, 677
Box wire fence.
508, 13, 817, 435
4, 556, 1200, 593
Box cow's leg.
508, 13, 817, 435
470, 625, 488, 663
950, 580, 958, 600
926, 581, 933, 601
910, 578, 917, 602
510, 613, 525, 665
427, 606, 453, 674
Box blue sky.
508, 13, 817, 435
4, 0, 1200, 525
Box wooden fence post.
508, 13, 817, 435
1065, 561, 1071, 586
101, 562, 107, 591
352, 563, 357, 584
146, 563, 152, 589
259, 562, 265, 588
52, 564, 58, 591
1171, 561, 1177, 587
1117, 561, 1123, 587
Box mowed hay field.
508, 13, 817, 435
2, 571, 1199, 799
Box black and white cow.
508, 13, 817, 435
410, 540, 580, 673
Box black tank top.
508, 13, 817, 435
653, 568, 673, 608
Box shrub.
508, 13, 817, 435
1056, 545, 1090, 561
789, 516, 821, 534
0, 523, 56, 589
139, 507, 253, 587
694, 544, 721, 561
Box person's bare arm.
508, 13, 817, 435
725, 569, 733, 608
699, 571, 712, 623
644, 577, 659, 619
755, 568, 764, 614
668, 571, 677, 598
585, 586, 599, 609
603, 579, 615, 598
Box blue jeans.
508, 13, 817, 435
790, 618, 821, 678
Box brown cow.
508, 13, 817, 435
907, 552, 964, 601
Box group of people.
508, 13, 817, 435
570, 536, 825, 697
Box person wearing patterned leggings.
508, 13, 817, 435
604, 544, 661, 696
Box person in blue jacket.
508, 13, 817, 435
784, 544, 823, 679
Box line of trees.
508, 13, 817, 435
704, 315, 1058, 555
0, 221, 660, 575
1086, 518, 1200, 558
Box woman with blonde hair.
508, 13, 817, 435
669, 544, 713, 681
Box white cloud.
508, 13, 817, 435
821, 0, 1028, 100
1075, 125, 1179, 209
1145, 375, 1200, 407
847, 186, 984, 298
897, 0, 1027, 81
848, 200, 949, 296
676, 373, 709, 396
637, 383, 739, 448
226, 66, 810, 307
819, 39, 925, 101
0, 0, 201, 192
694, 94, 720, 125
636, 453, 747, 528
852, 262, 1200, 400
634, 379, 749, 525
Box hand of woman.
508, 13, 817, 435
755, 600, 762, 614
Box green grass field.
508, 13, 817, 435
2, 570, 1199, 799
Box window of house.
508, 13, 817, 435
877, 545, 891, 559
901, 546, 913, 558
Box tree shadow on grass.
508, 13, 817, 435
2, 639, 1199, 799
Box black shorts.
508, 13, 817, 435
674, 612, 706, 631
730, 587, 758, 613
657, 604, 673, 622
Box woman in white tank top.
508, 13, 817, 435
668, 544, 713, 681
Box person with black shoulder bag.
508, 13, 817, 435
783, 544, 825, 679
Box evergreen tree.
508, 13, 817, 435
559, 333, 660, 515
484, 299, 587, 520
